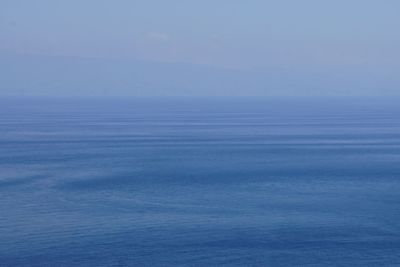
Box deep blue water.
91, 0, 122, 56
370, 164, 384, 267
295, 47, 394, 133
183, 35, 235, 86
1, 98, 400, 266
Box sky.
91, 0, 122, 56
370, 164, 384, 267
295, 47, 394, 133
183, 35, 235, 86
1, 0, 400, 96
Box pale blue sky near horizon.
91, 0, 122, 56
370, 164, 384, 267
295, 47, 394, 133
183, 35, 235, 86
1, 0, 400, 96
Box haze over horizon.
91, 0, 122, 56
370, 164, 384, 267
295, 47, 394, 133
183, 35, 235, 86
1, 0, 400, 96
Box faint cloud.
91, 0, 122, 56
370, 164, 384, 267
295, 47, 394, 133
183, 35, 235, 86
144, 32, 170, 42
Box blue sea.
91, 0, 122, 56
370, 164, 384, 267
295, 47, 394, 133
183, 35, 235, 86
1, 97, 400, 266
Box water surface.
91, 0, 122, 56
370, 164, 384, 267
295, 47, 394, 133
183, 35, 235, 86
1, 98, 400, 266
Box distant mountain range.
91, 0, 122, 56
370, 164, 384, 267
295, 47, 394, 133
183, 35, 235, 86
1, 54, 397, 97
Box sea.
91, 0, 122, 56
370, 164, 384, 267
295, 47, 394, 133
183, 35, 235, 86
1, 97, 400, 266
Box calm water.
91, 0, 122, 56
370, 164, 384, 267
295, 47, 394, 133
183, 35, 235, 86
1, 98, 400, 266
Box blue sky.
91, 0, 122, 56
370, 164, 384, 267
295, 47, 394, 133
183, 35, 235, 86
1, 0, 400, 96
